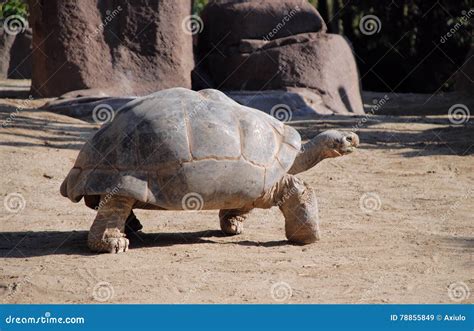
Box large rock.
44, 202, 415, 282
205, 32, 364, 114
195, 0, 363, 115
8, 29, 32, 79
199, 0, 326, 53
0, 31, 15, 79
0, 29, 31, 79
43, 96, 135, 122
226, 88, 335, 118
29, 0, 194, 97
194, 0, 327, 90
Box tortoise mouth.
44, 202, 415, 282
333, 146, 357, 156
342, 146, 357, 154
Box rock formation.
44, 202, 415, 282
196, 0, 364, 115
28, 0, 194, 97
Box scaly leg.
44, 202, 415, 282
88, 195, 135, 253
255, 174, 320, 244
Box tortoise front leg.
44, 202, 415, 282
219, 208, 251, 235
277, 175, 320, 244
88, 195, 135, 253
255, 174, 320, 244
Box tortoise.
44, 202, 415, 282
60, 88, 359, 253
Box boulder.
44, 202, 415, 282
195, 0, 363, 115
207, 32, 364, 114
0, 31, 15, 79
195, 0, 326, 84
226, 88, 335, 118
0, 28, 31, 79
8, 29, 32, 79
29, 0, 194, 97
43, 96, 135, 122
198, 0, 326, 53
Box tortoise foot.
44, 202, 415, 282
279, 175, 320, 244
88, 195, 135, 254
88, 235, 129, 254
221, 217, 244, 235
219, 209, 249, 235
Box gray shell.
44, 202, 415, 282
60, 88, 301, 210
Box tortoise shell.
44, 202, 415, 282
60, 88, 301, 210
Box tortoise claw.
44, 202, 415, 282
219, 209, 249, 235
88, 236, 129, 254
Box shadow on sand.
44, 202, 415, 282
0, 104, 95, 150
0, 229, 289, 258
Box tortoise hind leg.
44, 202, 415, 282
219, 208, 251, 235
124, 211, 143, 235
88, 195, 135, 253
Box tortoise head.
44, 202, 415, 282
316, 130, 359, 158
288, 130, 359, 174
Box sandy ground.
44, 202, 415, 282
0, 97, 473, 304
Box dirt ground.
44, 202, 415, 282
0, 96, 472, 304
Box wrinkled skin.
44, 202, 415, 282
288, 130, 359, 174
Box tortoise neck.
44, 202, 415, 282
288, 134, 328, 175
